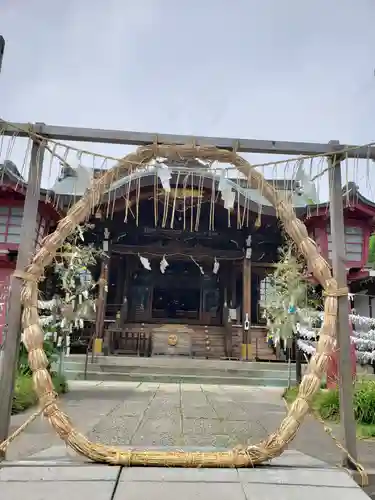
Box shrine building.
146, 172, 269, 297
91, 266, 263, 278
1, 159, 375, 360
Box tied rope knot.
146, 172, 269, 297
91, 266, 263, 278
13, 269, 40, 283
323, 286, 349, 298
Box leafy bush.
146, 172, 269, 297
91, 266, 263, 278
353, 380, 375, 425
12, 372, 68, 414
12, 374, 37, 414
315, 389, 340, 420
18, 339, 58, 376
284, 380, 375, 427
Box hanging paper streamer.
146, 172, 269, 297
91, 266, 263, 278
218, 173, 235, 210
160, 255, 169, 274
157, 165, 172, 192
190, 256, 204, 275
213, 258, 220, 275
139, 254, 151, 271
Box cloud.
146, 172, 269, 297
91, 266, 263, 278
1, 0, 375, 199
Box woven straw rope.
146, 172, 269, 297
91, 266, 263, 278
19, 144, 339, 466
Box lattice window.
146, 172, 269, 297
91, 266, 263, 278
0, 206, 49, 248
260, 276, 273, 303
327, 225, 363, 262
0, 206, 23, 244
35, 214, 48, 251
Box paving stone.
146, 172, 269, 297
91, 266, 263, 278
183, 417, 251, 438
269, 449, 331, 468
181, 434, 236, 447
120, 466, 239, 482
130, 432, 181, 446
0, 481, 115, 500
181, 404, 217, 418
114, 481, 247, 500
0, 464, 120, 481
117, 401, 152, 416
238, 467, 357, 488
242, 483, 369, 499
137, 417, 181, 434
207, 403, 249, 420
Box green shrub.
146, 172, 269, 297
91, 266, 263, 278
18, 339, 58, 376
11, 372, 68, 414
12, 374, 38, 414
51, 373, 69, 394
315, 389, 340, 420
353, 380, 375, 425
284, 380, 375, 428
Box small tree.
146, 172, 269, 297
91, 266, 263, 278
38, 225, 104, 373
261, 241, 322, 345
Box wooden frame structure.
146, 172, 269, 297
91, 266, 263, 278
0, 121, 362, 464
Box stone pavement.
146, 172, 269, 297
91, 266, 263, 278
2, 381, 374, 498
0, 450, 370, 499
6, 380, 375, 470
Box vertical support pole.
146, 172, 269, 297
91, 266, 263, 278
231, 268, 237, 323
0, 36, 5, 74
0, 135, 45, 458
328, 140, 357, 467
242, 241, 251, 360
295, 340, 302, 385
92, 230, 110, 362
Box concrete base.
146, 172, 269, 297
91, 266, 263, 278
62, 355, 297, 387
0, 447, 369, 499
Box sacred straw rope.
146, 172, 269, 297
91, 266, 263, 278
15, 143, 341, 467
283, 398, 368, 486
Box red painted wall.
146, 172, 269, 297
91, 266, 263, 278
305, 209, 373, 270
0, 266, 12, 346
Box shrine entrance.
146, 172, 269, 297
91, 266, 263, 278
152, 260, 201, 321
126, 256, 222, 325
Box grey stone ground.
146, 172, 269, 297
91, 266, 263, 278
0, 453, 369, 500
3, 382, 374, 499
6, 380, 375, 468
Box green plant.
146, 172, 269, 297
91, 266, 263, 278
315, 389, 340, 420
369, 234, 375, 265
353, 380, 375, 425
262, 239, 322, 342
18, 338, 58, 376
11, 372, 69, 414
12, 374, 37, 414
284, 380, 375, 436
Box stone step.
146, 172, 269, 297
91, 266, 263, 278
63, 355, 294, 372
64, 369, 295, 387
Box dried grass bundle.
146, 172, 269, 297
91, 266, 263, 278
20, 144, 340, 467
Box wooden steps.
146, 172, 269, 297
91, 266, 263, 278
106, 322, 276, 361
250, 325, 277, 361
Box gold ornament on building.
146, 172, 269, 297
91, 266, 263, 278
168, 334, 178, 346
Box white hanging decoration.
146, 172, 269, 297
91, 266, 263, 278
218, 172, 235, 210
190, 256, 204, 275
160, 255, 169, 274
213, 258, 220, 275
221, 187, 235, 210
158, 165, 172, 193
139, 254, 152, 271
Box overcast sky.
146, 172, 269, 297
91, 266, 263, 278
1, 0, 375, 200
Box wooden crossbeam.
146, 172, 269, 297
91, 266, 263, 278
1, 120, 374, 159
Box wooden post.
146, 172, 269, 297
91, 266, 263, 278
0, 35, 5, 74
92, 229, 110, 361
242, 240, 252, 360
0, 136, 45, 458
328, 140, 357, 467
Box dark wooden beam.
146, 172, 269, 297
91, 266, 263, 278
2, 120, 375, 159
111, 244, 242, 260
